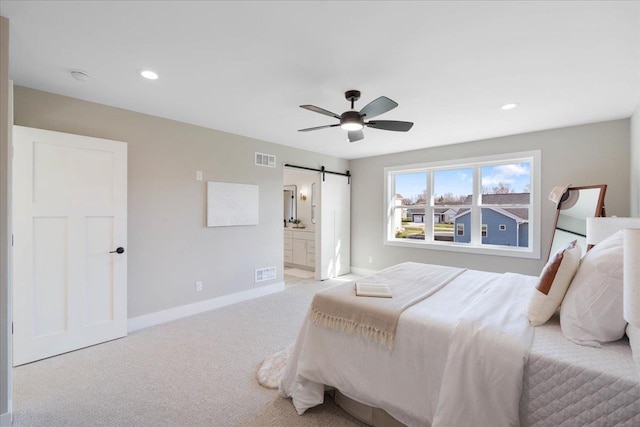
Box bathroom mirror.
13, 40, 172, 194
284, 185, 297, 223
548, 184, 607, 260
311, 182, 316, 224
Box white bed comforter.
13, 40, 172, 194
280, 264, 536, 427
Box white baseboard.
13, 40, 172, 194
350, 266, 378, 276
0, 411, 11, 427
127, 281, 285, 332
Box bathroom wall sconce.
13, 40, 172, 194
300, 191, 307, 201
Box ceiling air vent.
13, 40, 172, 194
255, 152, 276, 168
255, 266, 276, 282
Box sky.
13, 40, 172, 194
395, 162, 531, 201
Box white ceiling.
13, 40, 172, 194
2, 1, 639, 160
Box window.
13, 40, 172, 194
385, 151, 540, 258
390, 171, 427, 240
433, 168, 472, 242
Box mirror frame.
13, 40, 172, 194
284, 185, 297, 223
311, 182, 316, 224
547, 184, 607, 261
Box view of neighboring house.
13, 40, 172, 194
407, 207, 459, 223
398, 192, 530, 246
434, 208, 458, 223
454, 193, 530, 247
399, 191, 460, 225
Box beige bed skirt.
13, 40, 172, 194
331, 389, 408, 427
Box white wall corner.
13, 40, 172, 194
127, 282, 285, 332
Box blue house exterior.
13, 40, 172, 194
454, 208, 528, 247
454, 211, 472, 243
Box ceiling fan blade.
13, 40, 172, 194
348, 130, 364, 142
298, 124, 340, 132
300, 105, 341, 119
366, 120, 414, 132
359, 96, 398, 119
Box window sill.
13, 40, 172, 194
384, 238, 540, 259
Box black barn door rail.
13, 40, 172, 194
284, 163, 351, 184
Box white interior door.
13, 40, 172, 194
319, 173, 351, 280
12, 126, 127, 366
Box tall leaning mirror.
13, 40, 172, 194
548, 184, 607, 260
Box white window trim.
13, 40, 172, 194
499, 224, 507, 231
384, 150, 541, 259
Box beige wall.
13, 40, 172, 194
1, 15, 11, 426
350, 119, 631, 276
13, 86, 348, 318
631, 104, 640, 216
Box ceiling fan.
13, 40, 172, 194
298, 90, 414, 142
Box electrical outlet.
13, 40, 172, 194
195, 281, 203, 292
196, 170, 203, 181
368, 256, 373, 264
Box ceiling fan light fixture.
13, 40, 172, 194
340, 110, 364, 131
341, 121, 364, 131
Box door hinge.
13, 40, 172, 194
12, 234, 14, 246
12, 322, 14, 334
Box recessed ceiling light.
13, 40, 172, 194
140, 70, 159, 80
501, 103, 518, 110
70, 70, 90, 81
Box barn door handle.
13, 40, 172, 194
110, 247, 125, 254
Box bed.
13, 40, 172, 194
279, 260, 640, 426
522, 314, 639, 426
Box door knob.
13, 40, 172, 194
109, 247, 125, 254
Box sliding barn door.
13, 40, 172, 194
12, 126, 127, 366
319, 173, 351, 280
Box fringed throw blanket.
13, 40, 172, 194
308, 262, 466, 349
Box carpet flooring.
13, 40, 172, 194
12, 274, 366, 427
284, 268, 315, 279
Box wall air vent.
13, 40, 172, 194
255, 266, 277, 282
255, 152, 276, 168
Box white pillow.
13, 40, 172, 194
626, 324, 640, 375
560, 230, 625, 347
527, 240, 581, 326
